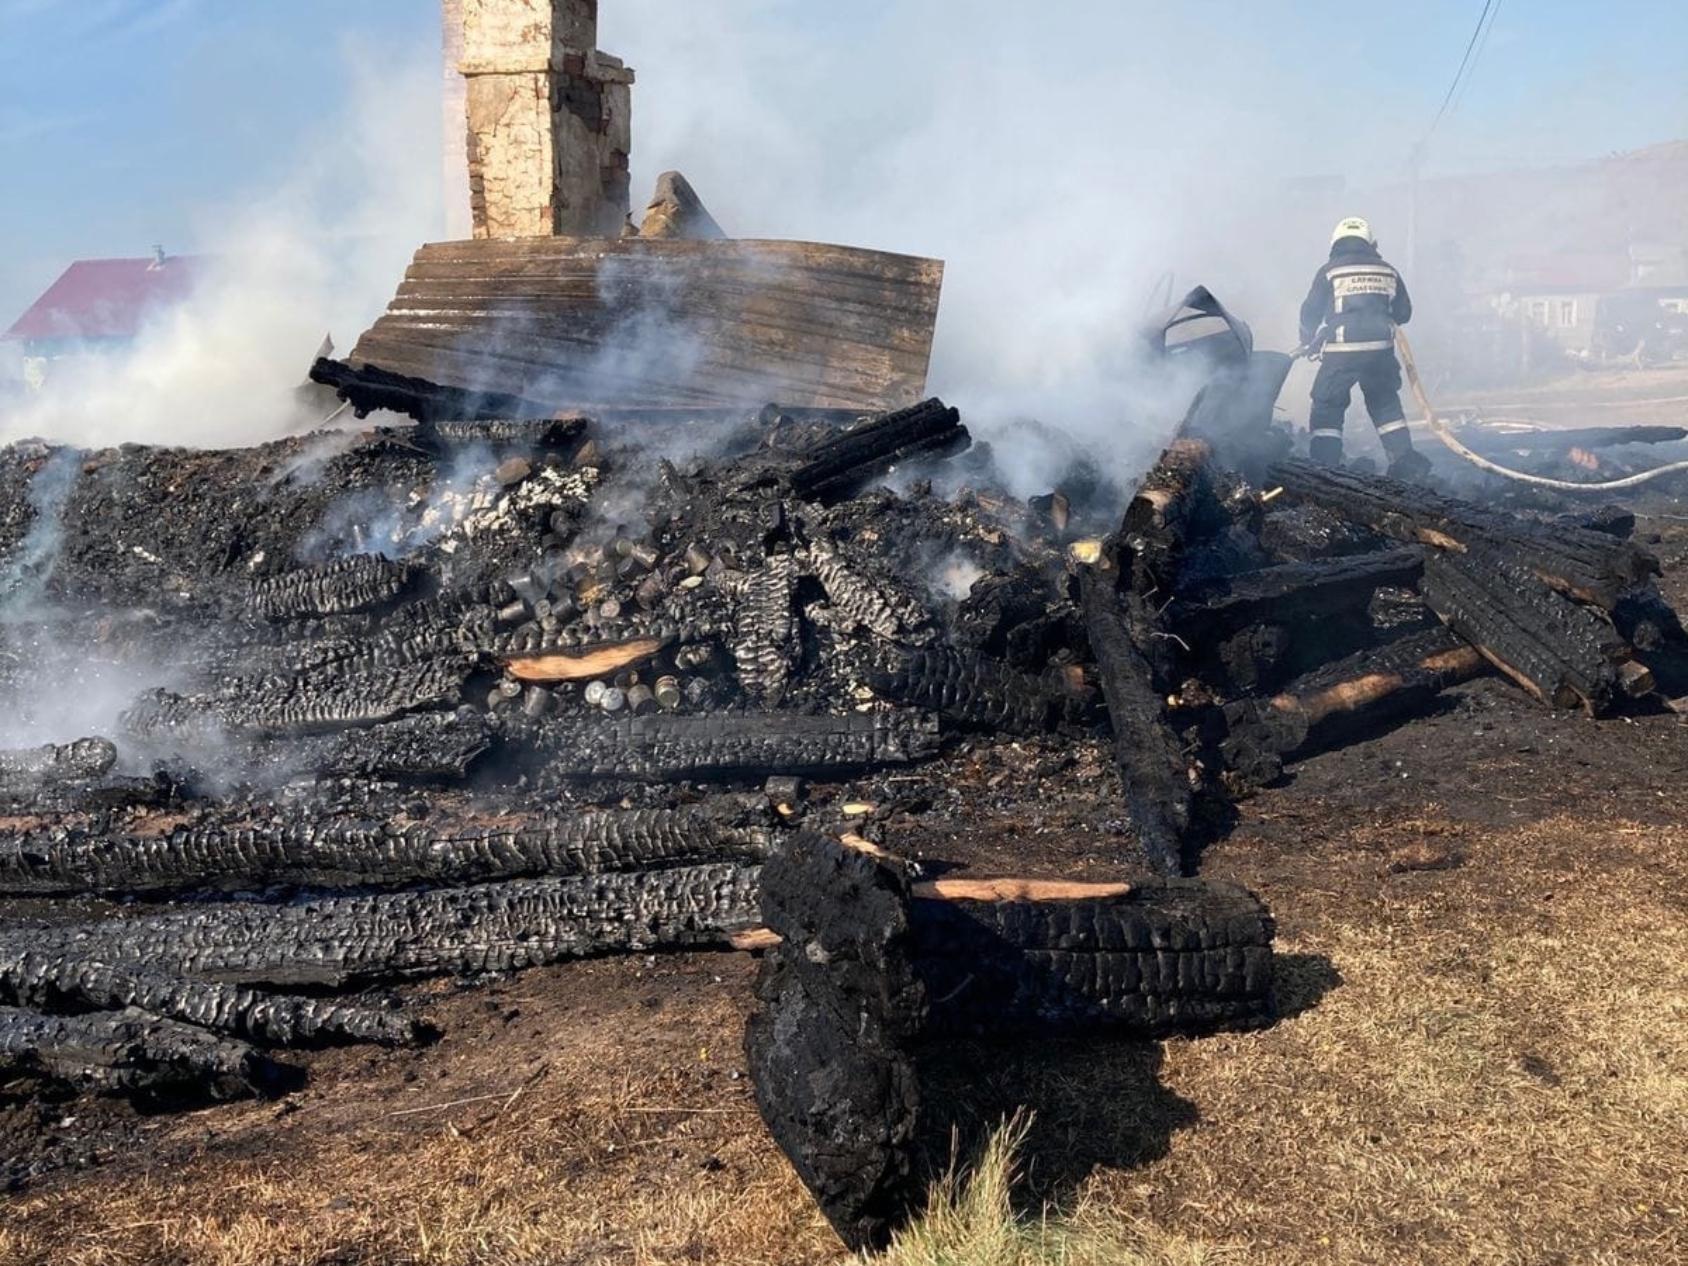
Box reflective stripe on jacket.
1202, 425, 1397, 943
1298, 238, 1413, 353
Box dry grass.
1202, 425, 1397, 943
2, 814, 1685, 1265
876, 1114, 1229, 1266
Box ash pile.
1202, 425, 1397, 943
1, 303, 1683, 1245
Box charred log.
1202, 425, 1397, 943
0, 948, 419, 1047
248, 554, 417, 621
1464, 424, 1687, 454
309, 357, 560, 424
417, 415, 589, 452
1119, 439, 1221, 595
1268, 458, 1657, 607
787, 399, 967, 503
1420, 545, 1630, 714
866, 647, 1086, 735
1168, 547, 1425, 640
527, 710, 941, 783
1077, 562, 1196, 875
13, 865, 762, 988
728, 554, 799, 702
911, 877, 1275, 1036
1220, 627, 1487, 783
128, 659, 473, 738
809, 540, 936, 645
0, 1006, 275, 1100
746, 832, 925, 1251
0, 804, 770, 896
0, 738, 116, 792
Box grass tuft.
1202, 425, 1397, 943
872, 1112, 1227, 1266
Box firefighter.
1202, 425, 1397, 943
1297, 217, 1430, 479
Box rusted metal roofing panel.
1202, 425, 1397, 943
348, 236, 944, 412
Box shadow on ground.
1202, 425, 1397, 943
911, 950, 1341, 1213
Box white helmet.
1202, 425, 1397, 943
1332, 216, 1375, 245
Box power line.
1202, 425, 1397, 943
1449, 0, 1504, 118
1425, 0, 1496, 143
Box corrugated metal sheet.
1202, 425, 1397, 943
348, 236, 944, 412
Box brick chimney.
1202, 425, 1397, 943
452, 0, 634, 239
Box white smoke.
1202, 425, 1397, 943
0, 46, 442, 450
606, 1, 1345, 493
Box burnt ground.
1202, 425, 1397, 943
3, 534, 1687, 1264
2, 436, 1687, 1263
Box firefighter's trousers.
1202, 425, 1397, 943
1309, 349, 1412, 465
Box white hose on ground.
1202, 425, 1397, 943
1393, 330, 1688, 493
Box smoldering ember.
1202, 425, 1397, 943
5, 4, 1688, 1264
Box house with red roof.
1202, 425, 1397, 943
3, 249, 207, 388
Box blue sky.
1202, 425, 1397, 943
2, 0, 1685, 325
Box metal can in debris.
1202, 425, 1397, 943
583, 680, 608, 706
496, 677, 523, 699
522, 685, 553, 719
495, 600, 527, 626
625, 684, 656, 715
654, 676, 682, 710
599, 686, 627, 714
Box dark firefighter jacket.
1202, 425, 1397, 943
1298, 238, 1413, 353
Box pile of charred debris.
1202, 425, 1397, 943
1, 303, 1684, 1248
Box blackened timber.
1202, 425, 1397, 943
1220, 627, 1487, 781
0, 947, 420, 1047
0, 738, 116, 792
1420, 544, 1629, 714
1463, 424, 1688, 454
1268, 458, 1657, 607
530, 710, 941, 782
0, 1006, 274, 1099
248, 554, 417, 621
866, 647, 1086, 735
1168, 547, 1425, 638
1120, 438, 1219, 595
0, 805, 771, 896
787, 399, 967, 502
309, 357, 561, 424
745, 833, 926, 1252
1077, 562, 1194, 875
418, 415, 589, 451
911, 877, 1276, 1036
10, 866, 763, 988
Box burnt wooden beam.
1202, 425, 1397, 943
1168, 547, 1425, 639
1420, 544, 1634, 715
1267, 458, 1657, 607
1077, 559, 1196, 876
744, 832, 1274, 1252
1120, 438, 1220, 594
787, 398, 968, 503
9, 866, 763, 989
1221, 627, 1487, 783
1463, 424, 1687, 454
523, 710, 942, 783
0, 947, 420, 1047
0, 805, 771, 896
309, 356, 560, 423
0, 1006, 277, 1100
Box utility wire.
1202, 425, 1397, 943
1425, 0, 1496, 142
1449, 0, 1504, 117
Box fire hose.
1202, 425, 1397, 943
1392, 329, 1688, 493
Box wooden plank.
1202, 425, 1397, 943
348, 237, 944, 412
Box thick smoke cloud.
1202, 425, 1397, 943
0, 48, 442, 450
608, 1, 1363, 490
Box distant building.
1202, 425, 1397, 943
3, 248, 206, 389
1495, 244, 1688, 359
